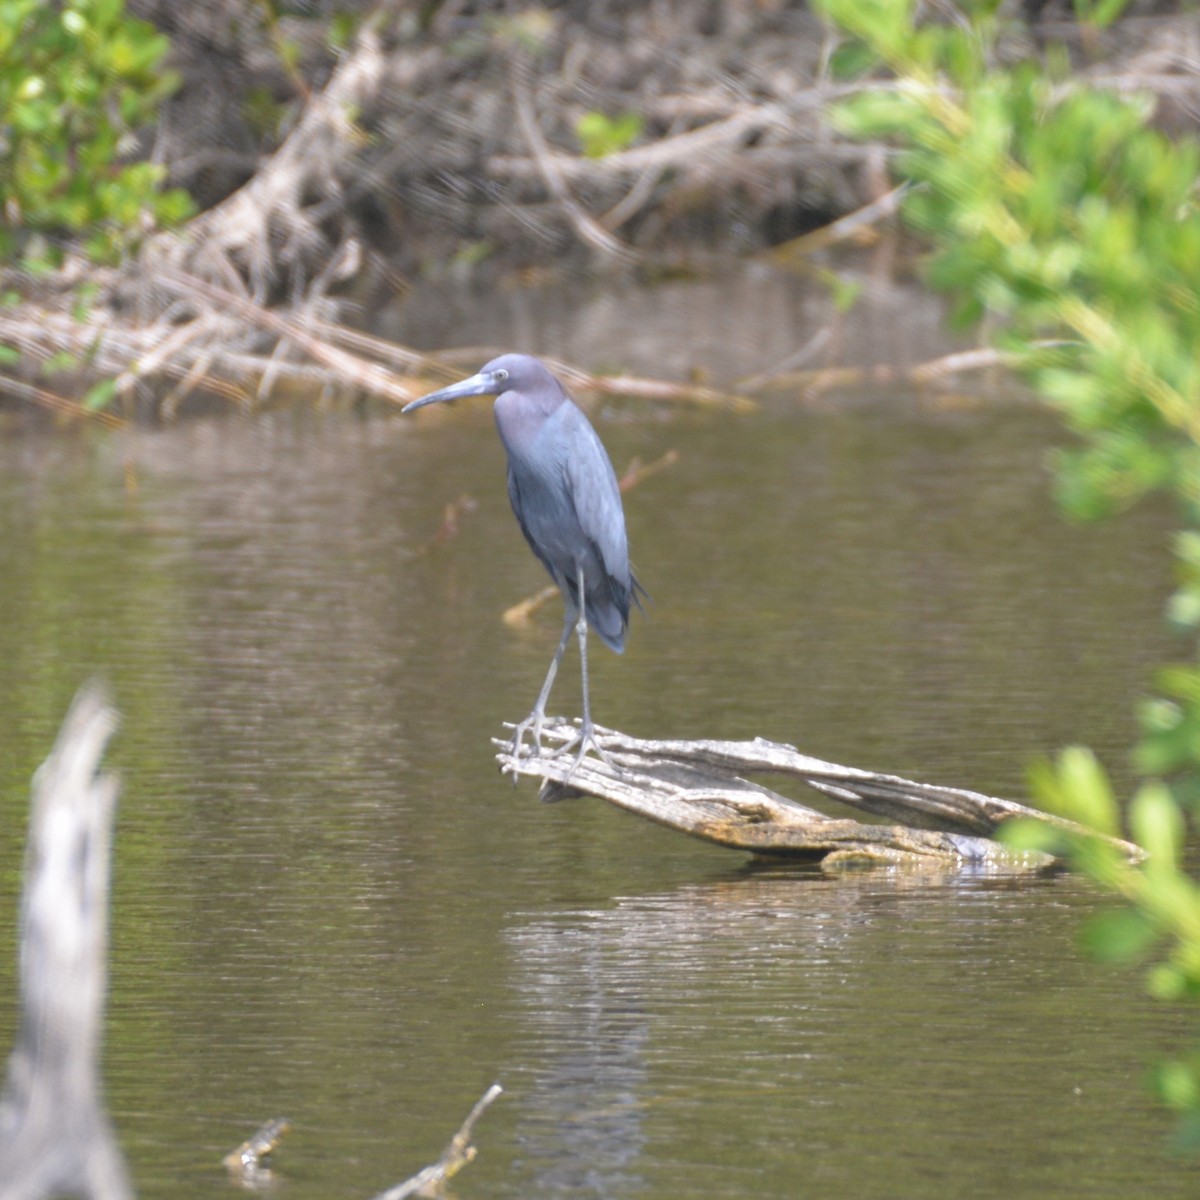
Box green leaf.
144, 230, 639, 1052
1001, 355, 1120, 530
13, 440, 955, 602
1079, 907, 1160, 963
41, 350, 78, 375
1166, 588, 1200, 631
83, 377, 117, 411
1153, 1059, 1200, 1111
828, 41, 878, 81
1147, 961, 1188, 1001
328, 13, 357, 50
1129, 781, 1184, 866
576, 110, 643, 159
815, 268, 862, 313
1028, 746, 1119, 836
995, 815, 1064, 855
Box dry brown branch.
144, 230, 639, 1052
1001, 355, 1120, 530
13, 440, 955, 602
768, 183, 908, 262
742, 346, 1025, 398
617, 448, 680, 492
153, 271, 424, 406
490, 99, 791, 182
302, 321, 456, 378
508, 59, 637, 263
495, 722, 1144, 869
503, 584, 559, 630
753, 363, 904, 398
740, 337, 1078, 398
908, 346, 1016, 384
735, 327, 835, 393
0, 375, 126, 428
0, 683, 132, 1200
552, 364, 755, 413
142, 30, 387, 300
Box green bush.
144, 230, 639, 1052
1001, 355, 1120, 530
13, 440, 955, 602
819, 0, 1200, 1143
0, 0, 193, 266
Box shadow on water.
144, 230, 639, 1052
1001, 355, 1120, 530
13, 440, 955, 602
0, 264, 1195, 1197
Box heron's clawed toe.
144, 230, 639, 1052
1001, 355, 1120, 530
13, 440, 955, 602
507, 708, 550, 761
547, 721, 614, 778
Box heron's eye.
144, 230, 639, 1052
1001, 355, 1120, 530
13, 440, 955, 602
495, 369, 508, 382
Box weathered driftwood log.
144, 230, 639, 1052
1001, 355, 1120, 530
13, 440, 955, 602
495, 722, 1145, 869
0, 684, 132, 1200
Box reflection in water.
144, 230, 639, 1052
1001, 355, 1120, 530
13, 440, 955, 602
509, 917, 649, 1197
506, 869, 1200, 1200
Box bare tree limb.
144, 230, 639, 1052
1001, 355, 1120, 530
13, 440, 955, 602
508, 58, 637, 263
368, 1084, 503, 1200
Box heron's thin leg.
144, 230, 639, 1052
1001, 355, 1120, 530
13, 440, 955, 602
548, 564, 614, 775
509, 607, 574, 759
578, 599, 592, 737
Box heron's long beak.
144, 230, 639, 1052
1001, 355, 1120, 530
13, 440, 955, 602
401, 370, 504, 413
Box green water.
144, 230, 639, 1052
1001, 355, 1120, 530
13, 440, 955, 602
0, 388, 1194, 1198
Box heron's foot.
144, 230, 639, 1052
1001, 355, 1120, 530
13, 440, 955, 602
546, 720, 614, 778
507, 708, 555, 761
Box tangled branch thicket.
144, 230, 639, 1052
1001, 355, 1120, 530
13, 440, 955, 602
2, 3, 1199, 421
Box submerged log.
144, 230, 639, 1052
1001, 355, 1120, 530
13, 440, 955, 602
495, 722, 1145, 870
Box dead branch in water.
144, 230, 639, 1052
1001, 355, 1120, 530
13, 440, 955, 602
495, 722, 1144, 870
223, 1084, 502, 1198
368, 1084, 503, 1200
0, 683, 132, 1200
223, 1117, 292, 1187
0, 281, 744, 421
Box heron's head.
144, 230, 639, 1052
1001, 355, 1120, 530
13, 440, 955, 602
401, 353, 558, 413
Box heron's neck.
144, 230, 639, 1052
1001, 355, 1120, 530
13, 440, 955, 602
494, 392, 562, 458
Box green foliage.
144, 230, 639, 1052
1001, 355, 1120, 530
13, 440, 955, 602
576, 110, 643, 159
819, 0, 1200, 1139
815, 266, 863, 314
1072, 0, 1132, 30
825, 10, 1200, 526
0, 0, 193, 266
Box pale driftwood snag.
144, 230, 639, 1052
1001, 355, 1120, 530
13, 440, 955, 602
496, 722, 1145, 869
0, 683, 132, 1200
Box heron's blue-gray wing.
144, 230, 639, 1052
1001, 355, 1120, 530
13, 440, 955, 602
506, 461, 562, 589
559, 404, 635, 650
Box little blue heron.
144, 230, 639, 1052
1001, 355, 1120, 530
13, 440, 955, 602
402, 354, 644, 770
